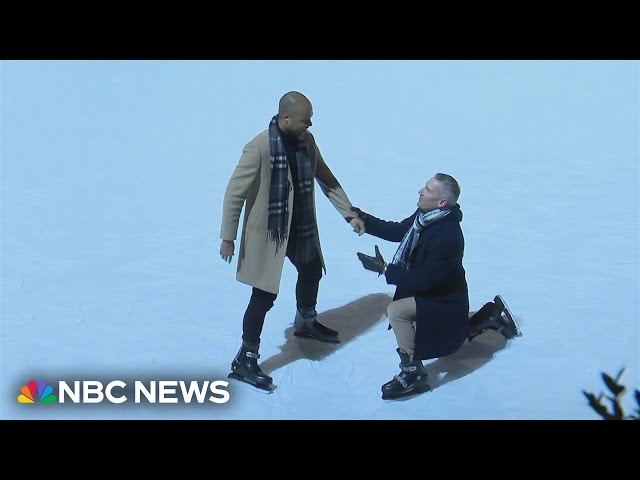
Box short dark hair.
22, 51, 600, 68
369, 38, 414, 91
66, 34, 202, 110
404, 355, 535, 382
435, 173, 461, 205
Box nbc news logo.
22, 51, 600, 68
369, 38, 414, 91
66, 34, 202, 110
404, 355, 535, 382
18, 380, 57, 403
18, 378, 230, 404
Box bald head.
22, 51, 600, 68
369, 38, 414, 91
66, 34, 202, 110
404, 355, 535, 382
278, 91, 312, 116
277, 91, 313, 137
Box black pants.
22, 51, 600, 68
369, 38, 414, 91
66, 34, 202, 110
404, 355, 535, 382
241, 245, 322, 346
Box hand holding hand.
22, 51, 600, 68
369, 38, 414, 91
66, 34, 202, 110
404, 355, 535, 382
347, 206, 367, 235
350, 217, 365, 235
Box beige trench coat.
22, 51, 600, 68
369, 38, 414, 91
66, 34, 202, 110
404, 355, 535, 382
220, 130, 354, 294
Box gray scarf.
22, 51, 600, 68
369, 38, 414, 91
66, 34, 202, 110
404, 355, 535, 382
391, 208, 451, 268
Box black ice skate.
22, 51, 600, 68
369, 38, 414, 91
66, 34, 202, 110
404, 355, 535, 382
493, 295, 522, 339
468, 294, 522, 341
293, 308, 340, 344
228, 342, 276, 392
381, 349, 431, 400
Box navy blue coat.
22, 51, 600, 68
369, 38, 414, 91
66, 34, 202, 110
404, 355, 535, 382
365, 205, 469, 360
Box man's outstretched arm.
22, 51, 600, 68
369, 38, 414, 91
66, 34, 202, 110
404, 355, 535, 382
312, 140, 356, 220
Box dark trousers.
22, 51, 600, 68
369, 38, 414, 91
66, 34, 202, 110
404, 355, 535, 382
241, 245, 322, 346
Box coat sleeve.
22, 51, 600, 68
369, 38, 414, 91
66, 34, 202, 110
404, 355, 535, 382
220, 142, 261, 241
365, 212, 416, 243
312, 141, 354, 220
384, 230, 461, 292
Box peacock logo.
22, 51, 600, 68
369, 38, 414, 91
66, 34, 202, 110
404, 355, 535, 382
18, 380, 57, 403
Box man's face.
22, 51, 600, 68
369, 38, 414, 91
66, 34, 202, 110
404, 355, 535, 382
282, 103, 313, 138
417, 177, 446, 212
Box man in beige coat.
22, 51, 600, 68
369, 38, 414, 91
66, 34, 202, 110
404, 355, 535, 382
220, 91, 364, 390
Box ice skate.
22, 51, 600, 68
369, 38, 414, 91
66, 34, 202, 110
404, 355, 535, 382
293, 308, 340, 344
228, 342, 276, 392
381, 349, 431, 400
494, 295, 522, 339
468, 295, 522, 341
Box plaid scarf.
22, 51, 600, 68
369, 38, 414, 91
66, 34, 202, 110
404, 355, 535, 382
391, 208, 451, 268
268, 115, 317, 263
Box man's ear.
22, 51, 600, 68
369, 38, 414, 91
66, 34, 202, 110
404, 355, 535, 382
439, 199, 448, 208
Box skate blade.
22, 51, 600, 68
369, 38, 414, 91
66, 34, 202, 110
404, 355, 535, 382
228, 372, 277, 393
318, 328, 339, 337
494, 295, 522, 337
293, 330, 341, 344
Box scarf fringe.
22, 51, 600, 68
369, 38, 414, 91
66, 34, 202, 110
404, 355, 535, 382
268, 229, 288, 245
